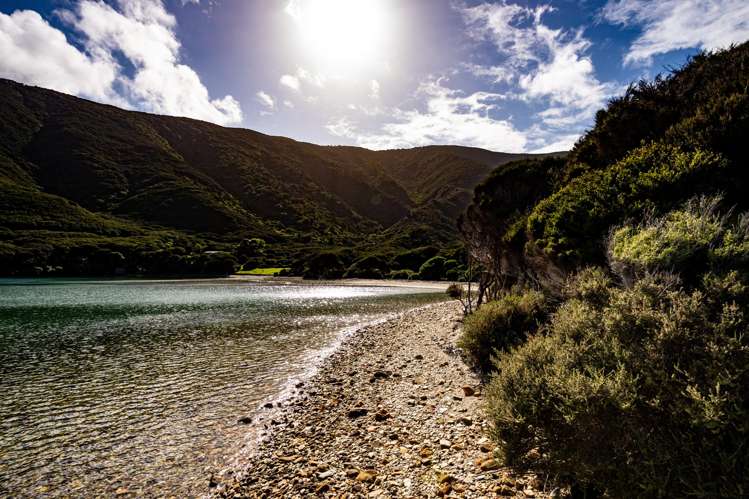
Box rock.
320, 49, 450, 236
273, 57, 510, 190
278, 455, 299, 462
458, 416, 473, 426
480, 442, 494, 453
345, 469, 359, 478
437, 482, 452, 496
414, 354, 424, 360
347, 407, 368, 418
356, 470, 377, 482
419, 446, 433, 458
317, 469, 335, 480
372, 370, 390, 379
479, 458, 500, 471
439, 439, 452, 449
264, 402, 274, 409
115, 488, 129, 496
436, 471, 454, 484
315, 481, 330, 493
237, 416, 253, 424
494, 484, 515, 496
462, 386, 475, 396
374, 410, 391, 422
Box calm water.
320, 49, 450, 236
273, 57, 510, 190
0, 278, 445, 497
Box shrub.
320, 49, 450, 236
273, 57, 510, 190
486, 271, 749, 497
388, 269, 416, 280
344, 255, 388, 279
445, 283, 463, 299
458, 290, 546, 373
609, 196, 749, 284
527, 143, 727, 265
418, 256, 447, 280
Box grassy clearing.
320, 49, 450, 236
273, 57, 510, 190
236, 267, 288, 276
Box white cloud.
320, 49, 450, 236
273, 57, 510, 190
283, 99, 295, 108
279, 67, 326, 93
0, 10, 120, 103
256, 91, 275, 109
327, 78, 527, 151
369, 79, 380, 99
280, 74, 300, 91
601, 0, 749, 65
462, 2, 616, 126
0, 0, 242, 126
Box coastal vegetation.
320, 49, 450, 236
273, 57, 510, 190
459, 43, 749, 496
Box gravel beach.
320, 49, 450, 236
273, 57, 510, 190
212, 302, 550, 498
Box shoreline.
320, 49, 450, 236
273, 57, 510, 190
212, 301, 549, 498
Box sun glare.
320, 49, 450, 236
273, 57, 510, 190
286, 0, 389, 73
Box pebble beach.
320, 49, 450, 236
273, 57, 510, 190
212, 302, 550, 498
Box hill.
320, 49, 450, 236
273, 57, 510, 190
0, 78, 561, 276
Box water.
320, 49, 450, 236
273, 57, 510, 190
0, 278, 446, 497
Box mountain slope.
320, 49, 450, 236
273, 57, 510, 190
0, 78, 562, 275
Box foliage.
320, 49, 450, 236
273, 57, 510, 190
526, 143, 726, 265
486, 268, 749, 497
418, 256, 447, 281
461, 42, 749, 286
445, 283, 463, 299
458, 290, 546, 373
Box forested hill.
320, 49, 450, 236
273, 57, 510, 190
0, 78, 561, 276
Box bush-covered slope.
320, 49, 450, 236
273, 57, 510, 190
458, 42, 749, 496
462, 42, 749, 289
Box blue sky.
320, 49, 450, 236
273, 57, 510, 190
1, 0, 748, 152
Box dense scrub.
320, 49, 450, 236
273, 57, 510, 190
469, 202, 749, 496
460, 43, 749, 496
462, 42, 749, 287
458, 290, 546, 373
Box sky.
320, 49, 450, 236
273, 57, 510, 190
1, 0, 748, 153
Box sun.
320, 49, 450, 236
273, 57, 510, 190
286, 0, 389, 73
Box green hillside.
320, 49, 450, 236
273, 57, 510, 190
0, 79, 560, 276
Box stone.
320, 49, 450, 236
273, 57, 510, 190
356, 470, 377, 482
419, 446, 433, 458
237, 416, 253, 424
479, 442, 494, 453
347, 407, 368, 418
414, 354, 424, 360
494, 484, 515, 496
317, 470, 335, 480
115, 488, 129, 496
439, 439, 452, 449
436, 471, 454, 484
479, 458, 500, 471
458, 417, 473, 426
315, 482, 330, 494
264, 402, 274, 409
461, 386, 475, 396
374, 410, 391, 422
345, 469, 359, 478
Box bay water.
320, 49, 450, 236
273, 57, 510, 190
0, 278, 446, 497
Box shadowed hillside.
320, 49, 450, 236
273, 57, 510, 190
0, 79, 561, 276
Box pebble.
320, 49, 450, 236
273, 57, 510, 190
214, 302, 552, 498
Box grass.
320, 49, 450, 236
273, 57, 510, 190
236, 267, 289, 276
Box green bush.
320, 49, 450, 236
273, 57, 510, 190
486, 270, 749, 497
418, 256, 447, 280
527, 143, 726, 264
388, 269, 416, 280
609, 196, 749, 283
458, 290, 546, 373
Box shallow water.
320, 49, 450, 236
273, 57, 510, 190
0, 278, 446, 497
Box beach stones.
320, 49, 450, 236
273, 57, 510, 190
347, 407, 368, 418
